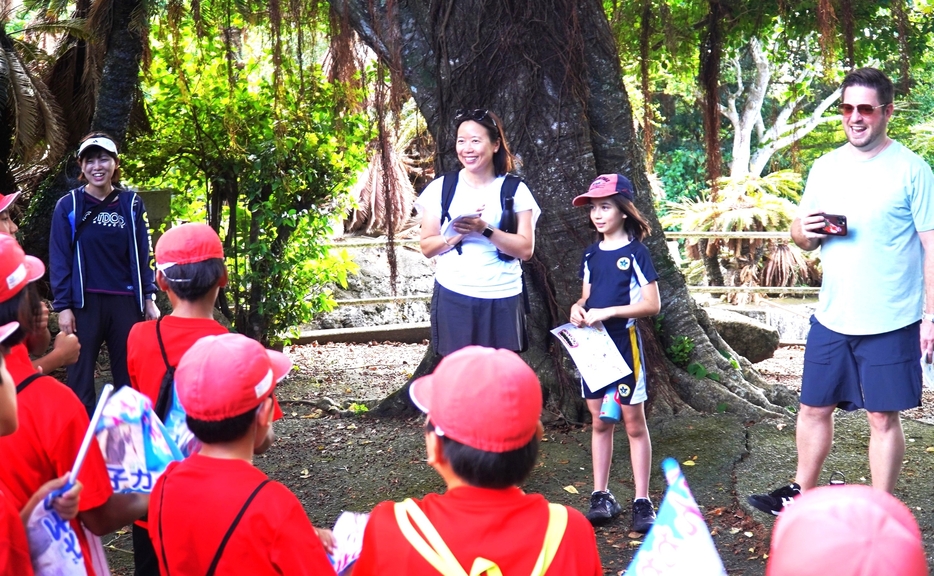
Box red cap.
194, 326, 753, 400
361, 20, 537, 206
767, 485, 927, 576
572, 174, 634, 206
0, 192, 21, 214
0, 321, 20, 344
175, 333, 292, 422
409, 346, 542, 452
155, 223, 224, 271
0, 235, 44, 303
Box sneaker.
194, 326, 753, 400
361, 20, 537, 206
586, 491, 622, 526
747, 483, 801, 516
631, 498, 656, 533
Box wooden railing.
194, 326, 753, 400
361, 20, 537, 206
325, 231, 819, 305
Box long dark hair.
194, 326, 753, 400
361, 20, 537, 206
453, 109, 516, 176
590, 194, 652, 242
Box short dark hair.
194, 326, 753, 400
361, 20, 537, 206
159, 258, 226, 301
0, 284, 41, 347
426, 420, 539, 488
454, 110, 516, 176
186, 407, 256, 444
841, 68, 894, 106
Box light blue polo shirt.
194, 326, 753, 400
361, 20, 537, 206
799, 141, 934, 335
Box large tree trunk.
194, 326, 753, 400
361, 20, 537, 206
335, 0, 796, 420
20, 0, 145, 269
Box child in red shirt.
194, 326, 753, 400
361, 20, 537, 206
148, 333, 336, 575
127, 223, 287, 575
353, 346, 603, 576
0, 235, 147, 576
0, 318, 82, 576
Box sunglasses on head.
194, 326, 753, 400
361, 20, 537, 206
838, 103, 889, 117
454, 108, 497, 128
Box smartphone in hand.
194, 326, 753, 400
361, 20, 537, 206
818, 213, 847, 236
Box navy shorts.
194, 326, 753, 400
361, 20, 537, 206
801, 316, 922, 412
430, 282, 527, 356
580, 324, 648, 405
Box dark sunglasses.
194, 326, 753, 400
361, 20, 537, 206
454, 108, 497, 128
838, 103, 889, 117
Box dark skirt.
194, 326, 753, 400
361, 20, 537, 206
430, 282, 527, 356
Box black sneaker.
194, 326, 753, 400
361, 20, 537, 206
631, 498, 656, 533
586, 491, 622, 526
747, 483, 801, 516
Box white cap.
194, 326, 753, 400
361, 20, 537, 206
78, 136, 118, 158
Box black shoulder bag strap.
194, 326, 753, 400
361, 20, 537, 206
439, 172, 464, 255
154, 316, 174, 421
205, 480, 272, 576
16, 373, 43, 394
72, 189, 120, 249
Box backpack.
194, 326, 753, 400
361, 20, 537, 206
440, 172, 522, 262
154, 316, 201, 456
393, 498, 568, 576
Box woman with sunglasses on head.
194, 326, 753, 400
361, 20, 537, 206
49, 132, 160, 416
415, 109, 541, 356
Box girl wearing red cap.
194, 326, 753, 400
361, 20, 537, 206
49, 132, 159, 416
414, 109, 540, 356
569, 174, 660, 532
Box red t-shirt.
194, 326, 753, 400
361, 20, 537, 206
353, 486, 603, 576
0, 481, 34, 576
127, 316, 283, 419
0, 344, 114, 576
149, 455, 335, 575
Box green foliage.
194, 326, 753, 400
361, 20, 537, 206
348, 402, 369, 414
718, 349, 741, 370
666, 335, 695, 366
126, 13, 370, 342
687, 361, 720, 381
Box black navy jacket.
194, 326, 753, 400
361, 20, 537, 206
49, 186, 157, 314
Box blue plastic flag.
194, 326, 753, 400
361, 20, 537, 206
625, 457, 727, 576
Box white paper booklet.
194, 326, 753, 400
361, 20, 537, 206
551, 322, 632, 392
440, 211, 482, 240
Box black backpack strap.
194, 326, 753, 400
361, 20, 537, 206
72, 189, 120, 249
439, 172, 463, 255
16, 373, 43, 394
500, 174, 521, 210
154, 316, 174, 420
205, 480, 271, 576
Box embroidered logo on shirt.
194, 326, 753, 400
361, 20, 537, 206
616, 257, 631, 271
89, 212, 126, 228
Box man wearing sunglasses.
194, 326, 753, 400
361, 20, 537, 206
748, 67, 934, 516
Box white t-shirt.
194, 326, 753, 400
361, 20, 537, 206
414, 172, 541, 298
799, 141, 934, 335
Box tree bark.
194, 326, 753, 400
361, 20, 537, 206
20, 0, 145, 270
334, 0, 794, 420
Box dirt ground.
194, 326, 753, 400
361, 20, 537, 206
99, 342, 836, 575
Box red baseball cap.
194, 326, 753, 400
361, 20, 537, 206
572, 173, 635, 206
767, 485, 927, 576
0, 192, 21, 214
175, 333, 292, 422
0, 321, 20, 345
409, 346, 542, 453
155, 223, 225, 271
0, 235, 45, 303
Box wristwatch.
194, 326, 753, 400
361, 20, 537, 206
923, 313, 934, 323
482, 225, 494, 238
